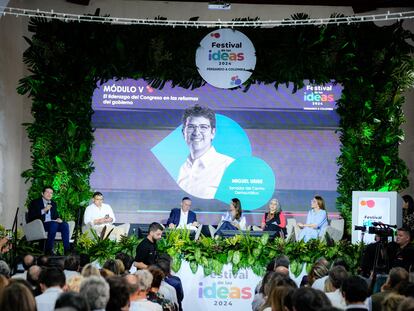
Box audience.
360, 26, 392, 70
36, 266, 66, 311
55, 291, 90, 311
106, 276, 130, 311
341, 276, 369, 310
147, 265, 177, 311
79, 275, 110, 311
0, 281, 37, 311
157, 254, 184, 311
130, 269, 162, 311
324, 265, 348, 309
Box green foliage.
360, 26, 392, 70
18, 16, 413, 231
77, 230, 361, 276
76, 229, 141, 265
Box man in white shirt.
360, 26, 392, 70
36, 267, 66, 311
83, 192, 130, 241
177, 105, 234, 199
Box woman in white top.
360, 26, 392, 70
213, 198, 247, 237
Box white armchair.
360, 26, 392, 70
23, 218, 75, 243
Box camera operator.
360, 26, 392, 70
359, 227, 414, 277
390, 227, 414, 271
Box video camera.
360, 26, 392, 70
354, 222, 396, 238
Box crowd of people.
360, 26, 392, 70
1, 183, 413, 310
1, 238, 414, 311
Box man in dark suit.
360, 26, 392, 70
166, 197, 198, 229
28, 186, 70, 255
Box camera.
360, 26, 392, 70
354, 222, 396, 238
368, 226, 394, 237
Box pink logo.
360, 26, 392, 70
146, 85, 154, 93
360, 200, 375, 208
210, 33, 220, 38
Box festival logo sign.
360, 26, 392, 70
302, 83, 336, 111
357, 197, 391, 243
196, 29, 256, 89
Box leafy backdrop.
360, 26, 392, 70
18, 15, 414, 233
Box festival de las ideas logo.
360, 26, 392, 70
196, 28, 256, 89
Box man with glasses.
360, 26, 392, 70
83, 192, 130, 241
28, 186, 71, 255
177, 105, 234, 199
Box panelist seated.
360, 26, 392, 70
297, 195, 328, 242
252, 198, 287, 237
28, 186, 70, 255
210, 198, 246, 237
166, 197, 200, 231
83, 192, 130, 241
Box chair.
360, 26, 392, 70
23, 216, 75, 244
324, 218, 344, 242
285, 218, 297, 242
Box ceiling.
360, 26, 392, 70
67, 0, 414, 13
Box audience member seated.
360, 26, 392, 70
103, 259, 123, 276
129, 270, 162, 311
81, 263, 100, 278
303, 260, 329, 288
63, 255, 80, 280
297, 195, 328, 242
27, 265, 42, 296
116, 252, 134, 273
369, 267, 409, 311
106, 276, 131, 311
341, 275, 369, 310
290, 287, 332, 311
54, 291, 90, 311
210, 198, 246, 237
36, 266, 66, 311
12, 254, 36, 279
258, 198, 287, 237
324, 265, 349, 309
312, 258, 349, 292
0, 260, 10, 278
262, 284, 296, 311
157, 254, 184, 311
66, 274, 83, 292
0, 281, 37, 311
148, 265, 178, 311
28, 186, 71, 255
166, 197, 201, 233
83, 192, 130, 242
79, 275, 110, 311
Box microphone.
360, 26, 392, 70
46, 201, 52, 213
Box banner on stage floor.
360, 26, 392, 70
175, 261, 262, 311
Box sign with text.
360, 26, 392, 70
196, 29, 256, 89
176, 262, 261, 311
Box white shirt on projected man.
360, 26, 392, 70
177, 146, 234, 199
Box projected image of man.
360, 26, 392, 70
177, 105, 234, 199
